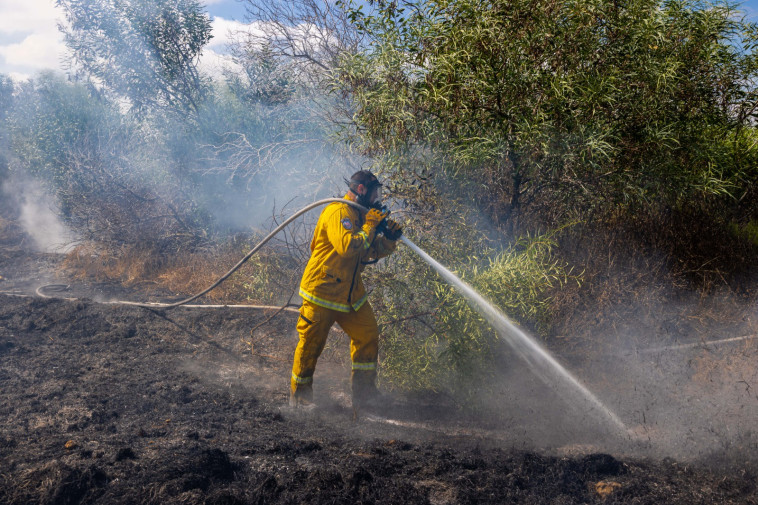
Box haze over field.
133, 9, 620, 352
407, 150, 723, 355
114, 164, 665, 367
1, 0, 758, 502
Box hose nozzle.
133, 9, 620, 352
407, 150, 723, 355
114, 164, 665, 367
370, 203, 402, 240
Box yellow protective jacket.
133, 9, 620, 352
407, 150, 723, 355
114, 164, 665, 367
299, 194, 397, 312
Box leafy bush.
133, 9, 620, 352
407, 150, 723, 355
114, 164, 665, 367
338, 0, 758, 225
370, 213, 579, 398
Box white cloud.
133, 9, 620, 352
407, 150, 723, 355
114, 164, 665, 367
0, 31, 65, 70
0, 0, 60, 36
199, 17, 268, 78
207, 17, 267, 51
198, 47, 239, 78
0, 0, 65, 80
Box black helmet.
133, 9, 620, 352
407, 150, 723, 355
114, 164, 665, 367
346, 170, 382, 207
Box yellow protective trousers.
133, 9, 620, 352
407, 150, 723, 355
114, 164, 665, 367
291, 299, 379, 400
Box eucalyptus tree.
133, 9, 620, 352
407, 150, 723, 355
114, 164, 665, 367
57, 0, 213, 119
339, 0, 758, 225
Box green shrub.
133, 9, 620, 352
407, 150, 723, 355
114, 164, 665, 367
372, 224, 580, 400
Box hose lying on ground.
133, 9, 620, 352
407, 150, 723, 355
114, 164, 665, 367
33, 284, 302, 312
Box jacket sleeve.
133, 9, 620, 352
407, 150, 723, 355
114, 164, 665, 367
367, 235, 397, 261
325, 206, 376, 257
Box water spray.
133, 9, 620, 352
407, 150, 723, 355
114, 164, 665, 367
400, 236, 629, 435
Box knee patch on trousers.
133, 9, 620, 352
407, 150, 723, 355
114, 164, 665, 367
297, 304, 321, 333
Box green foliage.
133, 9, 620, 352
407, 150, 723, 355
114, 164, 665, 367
370, 206, 578, 397
9, 73, 125, 186
338, 0, 758, 222
463, 231, 580, 334
225, 45, 296, 107
58, 0, 213, 117
336, 1, 758, 395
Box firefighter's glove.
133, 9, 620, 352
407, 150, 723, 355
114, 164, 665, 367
364, 208, 389, 231
383, 219, 403, 241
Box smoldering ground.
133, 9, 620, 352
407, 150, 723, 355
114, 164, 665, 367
1, 287, 758, 505
530, 285, 758, 465
1, 174, 77, 253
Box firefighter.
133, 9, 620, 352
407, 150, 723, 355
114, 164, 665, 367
290, 170, 402, 410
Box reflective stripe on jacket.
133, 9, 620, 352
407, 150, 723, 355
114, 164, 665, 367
299, 194, 397, 312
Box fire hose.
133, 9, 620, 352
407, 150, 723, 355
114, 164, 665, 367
30, 198, 372, 312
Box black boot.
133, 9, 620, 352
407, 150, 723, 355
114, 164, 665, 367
289, 383, 317, 411
351, 370, 384, 411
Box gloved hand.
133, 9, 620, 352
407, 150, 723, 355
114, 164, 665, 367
383, 219, 403, 241
364, 208, 389, 230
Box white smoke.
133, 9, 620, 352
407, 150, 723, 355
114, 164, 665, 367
2, 176, 77, 253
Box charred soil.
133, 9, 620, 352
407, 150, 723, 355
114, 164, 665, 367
1, 250, 758, 504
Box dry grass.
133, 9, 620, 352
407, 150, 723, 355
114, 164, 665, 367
60, 239, 301, 305
0, 214, 24, 245
544, 200, 758, 350
62, 243, 165, 286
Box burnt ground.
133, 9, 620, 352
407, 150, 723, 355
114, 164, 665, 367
1, 248, 758, 504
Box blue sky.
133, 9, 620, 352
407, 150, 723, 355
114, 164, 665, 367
1, 0, 757, 82
206, 0, 248, 20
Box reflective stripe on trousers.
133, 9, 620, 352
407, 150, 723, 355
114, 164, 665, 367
291, 373, 313, 384
298, 287, 369, 313
351, 362, 376, 371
